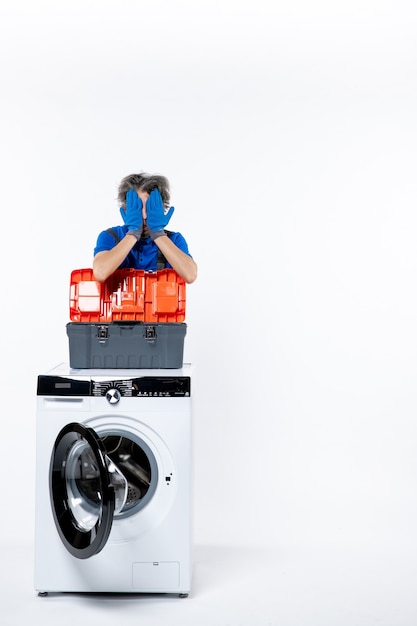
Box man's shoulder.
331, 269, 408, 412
166, 230, 184, 241
94, 225, 128, 255
98, 225, 127, 241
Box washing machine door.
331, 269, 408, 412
50, 422, 116, 559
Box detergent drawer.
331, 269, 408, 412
66, 322, 186, 369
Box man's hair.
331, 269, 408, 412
118, 173, 170, 207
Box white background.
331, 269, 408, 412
1, 0, 417, 624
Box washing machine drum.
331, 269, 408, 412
49, 422, 151, 559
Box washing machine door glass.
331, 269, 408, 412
50, 422, 123, 559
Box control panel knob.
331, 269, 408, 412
106, 388, 121, 404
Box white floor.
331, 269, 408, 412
2, 539, 417, 626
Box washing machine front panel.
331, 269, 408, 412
35, 365, 193, 594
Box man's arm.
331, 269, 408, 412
93, 234, 138, 282
154, 235, 198, 284
93, 233, 198, 284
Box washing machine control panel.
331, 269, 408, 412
38, 375, 191, 397
92, 377, 191, 398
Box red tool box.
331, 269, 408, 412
67, 268, 187, 369
69, 267, 186, 323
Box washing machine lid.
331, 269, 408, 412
49, 422, 115, 559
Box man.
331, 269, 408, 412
93, 173, 197, 284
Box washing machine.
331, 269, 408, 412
34, 362, 193, 597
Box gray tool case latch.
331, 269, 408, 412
144, 326, 157, 342
97, 325, 109, 342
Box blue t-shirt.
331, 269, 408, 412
94, 226, 192, 271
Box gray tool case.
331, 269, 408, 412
66, 322, 187, 369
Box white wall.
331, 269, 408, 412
1, 0, 416, 555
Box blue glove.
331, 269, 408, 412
120, 189, 143, 240
146, 188, 175, 240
